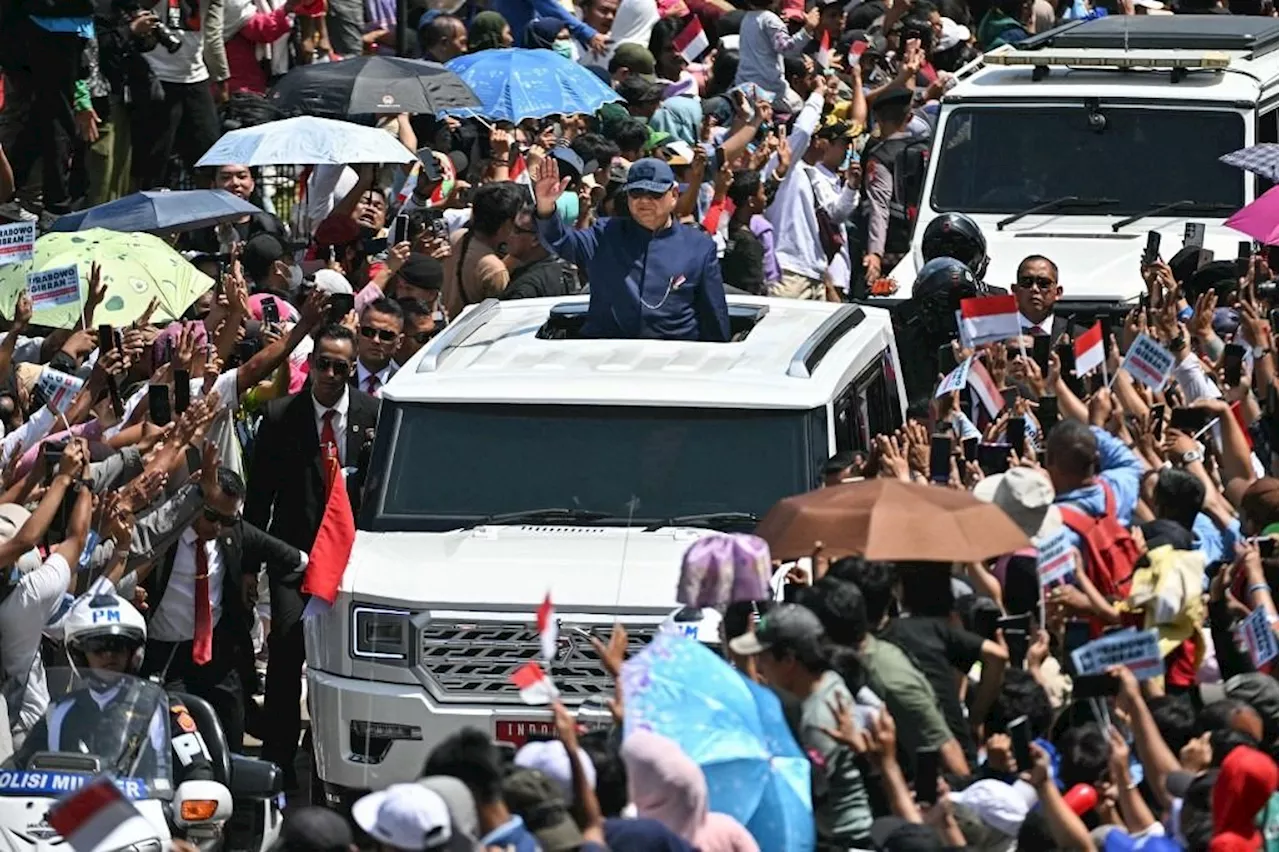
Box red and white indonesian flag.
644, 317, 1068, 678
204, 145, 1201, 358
967, 358, 1006, 419
674, 17, 710, 63
48, 778, 147, 852
537, 592, 557, 662
510, 661, 559, 705
1074, 321, 1105, 377
816, 31, 833, 68
959, 295, 1021, 347
510, 152, 531, 190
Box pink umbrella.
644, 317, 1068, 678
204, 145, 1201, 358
1225, 185, 1279, 246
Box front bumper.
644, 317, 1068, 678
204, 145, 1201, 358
307, 669, 557, 796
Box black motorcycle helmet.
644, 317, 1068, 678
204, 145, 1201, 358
921, 213, 990, 281
909, 257, 983, 339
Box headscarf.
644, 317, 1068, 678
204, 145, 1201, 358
620, 731, 759, 852
524, 17, 565, 50
468, 11, 509, 51
1210, 746, 1280, 852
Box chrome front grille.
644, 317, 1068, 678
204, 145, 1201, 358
414, 620, 655, 705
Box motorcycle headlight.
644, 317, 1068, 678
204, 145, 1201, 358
351, 606, 411, 662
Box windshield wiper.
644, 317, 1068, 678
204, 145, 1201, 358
469, 507, 617, 528
996, 196, 1119, 231
1110, 200, 1239, 232
646, 512, 761, 532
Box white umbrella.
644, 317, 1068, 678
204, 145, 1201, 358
196, 116, 415, 167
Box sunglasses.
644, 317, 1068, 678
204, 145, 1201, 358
411, 329, 440, 344
1015, 275, 1057, 291
82, 635, 134, 655
313, 355, 353, 377
627, 189, 666, 200
203, 506, 239, 527
359, 326, 399, 343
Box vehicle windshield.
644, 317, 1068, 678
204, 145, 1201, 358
931, 106, 1246, 215
1, 669, 171, 800
366, 403, 827, 531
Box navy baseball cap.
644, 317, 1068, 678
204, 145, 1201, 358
624, 158, 676, 194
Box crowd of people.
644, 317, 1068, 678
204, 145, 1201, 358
0, 0, 1275, 845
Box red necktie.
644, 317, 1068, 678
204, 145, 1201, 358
320, 409, 339, 464
193, 540, 212, 666
366, 374, 380, 395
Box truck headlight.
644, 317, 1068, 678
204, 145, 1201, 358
351, 606, 411, 662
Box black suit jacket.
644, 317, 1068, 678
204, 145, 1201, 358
243, 388, 379, 553
145, 521, 304, 639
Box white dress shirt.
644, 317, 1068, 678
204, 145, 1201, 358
354, 361, 395, 397
1019, 312, 1054, 336
311, 388, 351, 467
149, 529, 224, 643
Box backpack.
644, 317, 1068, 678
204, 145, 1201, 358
860, 132, 931, 257
1057, 480, 1142, 605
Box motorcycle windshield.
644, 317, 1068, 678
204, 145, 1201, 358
0, 669, 172, 800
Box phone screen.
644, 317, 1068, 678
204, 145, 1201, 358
1007, 416, 1027, 458
915, 748, 939, 804
1237, 241, 1253, 278
97, 324, 113, 352
1038, 395, 1060, 431
327, 293, 355, 324
1064, 620, 1092, 658
1170, 407, 1209, 434
962, 436, 978, 463
1143, 230, 1161, 266
929, 434, 953, 483
1223, 343, 1245, 388
1008, 715, 1034, 773
972, 607, 999, 640
391, 213, 410, 246
1001, 387, 1018, 410
148, 384, 172, 427
418, 147, 443, 183
1073, 673, 1120, 700
937, 343, 955, 375
1032, 335, 1051, 376
173, 370, 190, 416
977, 443, 1012, 475
1150, 403, 1165, 442
261, 298, 280, 325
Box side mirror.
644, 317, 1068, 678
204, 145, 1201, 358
229, 755, 283, 799
173, 780, 232, 827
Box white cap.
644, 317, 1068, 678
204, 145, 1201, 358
513, 740, 598, 802
972, 467, 1063, 543
950, 779, 1030, 837
313, 268, 354, 296
659, 606, 723, 646
352, 784, 453, 851
937, 16, 971, 51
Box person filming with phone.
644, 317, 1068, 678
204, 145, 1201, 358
531, 157, 729, 342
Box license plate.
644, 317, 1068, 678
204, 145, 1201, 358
494, 719, 555, 748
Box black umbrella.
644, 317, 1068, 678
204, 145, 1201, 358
267, 56, 480, 117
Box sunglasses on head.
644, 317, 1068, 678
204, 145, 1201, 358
203, 506, 239, 527
1015, 275, 1056, 291
313, 355, 353, 377
359, 326, 399, 343
82, 635, 134, 655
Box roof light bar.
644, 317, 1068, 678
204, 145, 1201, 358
986, 48, 1231, 70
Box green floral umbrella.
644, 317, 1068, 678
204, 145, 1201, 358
0, 229, 214, 328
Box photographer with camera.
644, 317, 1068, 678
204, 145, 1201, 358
127, 0, 229, 190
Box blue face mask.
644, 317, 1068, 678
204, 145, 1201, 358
552, 39, 574, 59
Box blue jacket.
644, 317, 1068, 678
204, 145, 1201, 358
536, 212, 731, 342
1054, 426, 1144, 555
490, 0, 596, 45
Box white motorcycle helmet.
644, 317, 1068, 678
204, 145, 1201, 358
64, 593, 148, 678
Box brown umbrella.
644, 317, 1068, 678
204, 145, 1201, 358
754, 479, 1031, 563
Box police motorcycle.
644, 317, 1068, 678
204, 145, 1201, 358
0, 594, 284, 852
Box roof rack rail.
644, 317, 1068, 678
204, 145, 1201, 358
415, 298, 500, 373
787, 305, 866, 378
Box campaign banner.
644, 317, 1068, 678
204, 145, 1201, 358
935, 357, 972, 398
1238, 607, 1279, 668
1036, 527, 1077, 587
36, 368, 84, 414
1120, 333, 1176, 390
0, 222, 35, 265
27, 265, 82, 311
1071, 628, 1163, 681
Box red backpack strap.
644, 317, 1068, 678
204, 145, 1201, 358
1057, 503, 1096, 536
1098, 479, 1117, 518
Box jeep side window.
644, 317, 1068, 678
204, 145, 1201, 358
862, 353, 904, 438
1256, 107, 1276, 197
833, 381, 864, 453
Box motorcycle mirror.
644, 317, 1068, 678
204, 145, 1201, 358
173, 780, 232, 827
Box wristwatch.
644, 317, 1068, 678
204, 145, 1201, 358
1181, 448, 1204, 465
1169, 335, 1188, 351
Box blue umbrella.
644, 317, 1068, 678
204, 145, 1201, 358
620, 632, 814, 852
441, 48, 621, 123
52, 190, 261, 235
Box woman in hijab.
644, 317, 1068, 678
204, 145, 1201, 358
468, 11, 512, 51
524, 16, 575, 58
621, 731, 759, 852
